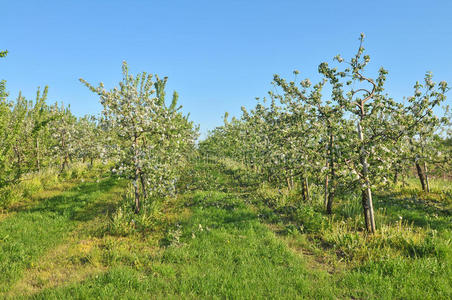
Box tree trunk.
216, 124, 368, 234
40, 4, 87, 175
324, 168, 329, 209
133, 134, 141, 214
36, 138, 41, 172
134, 169, 140, 214
357, 120, 376, 233
14, 145, 22, 176
60, 154, 69, 173
326, 189, 335, 215
361, 190, 372, 231
305, 177, 310, 202
59, 134, 68, 173
393, 162, 399, 185
326, 131, 335, 214
415, 162, 426, 191
139, 171, 148, 201
423, 162, 430, 193
300, 175, 306, 202
286, 176, 292, 190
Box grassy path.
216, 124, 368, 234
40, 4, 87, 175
3, 163, 450, 298
0, 177, 124, 297
2, 175, 336, 298
31, 191, 335, 299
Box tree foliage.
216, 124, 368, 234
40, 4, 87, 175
200, 35, 450, 232
81, 62, 198, 213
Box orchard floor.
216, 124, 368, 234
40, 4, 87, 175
0, 163, 451, 299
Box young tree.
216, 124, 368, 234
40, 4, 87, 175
81, 62, 197, 213
314, 34, 448, 232
271, 72, 355, 213
211, 34, 449, 233
49, 103, 77, 172
404, 75, 449, 192
30, 86, 52, 171
74, 115, 102, 166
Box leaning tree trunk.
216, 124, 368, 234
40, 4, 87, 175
415, 162, 426, 192
305, 177, 310, 202
357, 120, 376, 233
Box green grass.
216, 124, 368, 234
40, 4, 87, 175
0, 174, 125, 297
247, 174, 452, 298
33, 191, 335, 299
1, 160, 451, 299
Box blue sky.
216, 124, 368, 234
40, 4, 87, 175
1, 0, 451, 137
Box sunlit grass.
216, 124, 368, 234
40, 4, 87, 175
0, 165, 125, 298
1, 159, 451, 298
33, 191, 335, 299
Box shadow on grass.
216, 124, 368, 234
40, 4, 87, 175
18, 177, 121, 222
375, 194, 452, 231
0, 177, 125, 294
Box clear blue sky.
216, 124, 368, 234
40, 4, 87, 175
2, 0, 452, 137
